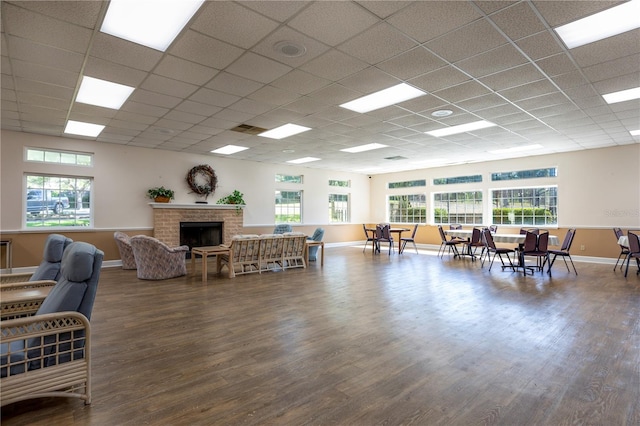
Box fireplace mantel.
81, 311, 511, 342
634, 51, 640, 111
150, 204, 243, 246
149, 203, 244, 210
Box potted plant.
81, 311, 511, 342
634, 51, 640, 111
216, 190, 245, 211
147, 186, 175, 203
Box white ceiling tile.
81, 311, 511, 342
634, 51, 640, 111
163, 110, 206, 125
175, 100, 222, 117
6, 36, 84, 73
238, 1, 310, 23
356, 1, 412, 19
192, 2, 279, 49
228, 98, 274, 116
91, 33, 162, 72
10, 0, 102, 28
377, 47, 447, 80
515, 31, 564, 61
247, 85, 301, 106
120, 101, 169, 118
225, 53, 292, 84
154, 55, 218, 86
169, 30, 244, 69
206, 72, 263, 97
338, 22, 417, 65
387, 1, 481, 43
455, 44, 528, 78
251, 26, 330, 68
129, 89, 182, 109
11, 59, 78, 88
141, 74, 199, 98
288, 2, 379, 47
84, 57, 148, 88
490, 2, 547, 40
426, 20, 508, 63
189, 88, 241, 108
432, 81, 492, 103
271, 70, 331, 95
301, 49, 368, 81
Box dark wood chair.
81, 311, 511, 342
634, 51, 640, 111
624, 231, 640, 277
399, 224, 418, 254
548, 229, 577, 275
613, 227, 630, 271
520, 231, 550, 276
482, 228, 515, 271
375, 224, 394, 255
437, 225, 461, 258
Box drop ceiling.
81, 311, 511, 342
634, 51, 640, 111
1, 0, 639, 174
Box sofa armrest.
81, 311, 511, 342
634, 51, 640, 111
1, 311, 92, 406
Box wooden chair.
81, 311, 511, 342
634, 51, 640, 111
281, 233, 307, 269
218, 235, 262, 276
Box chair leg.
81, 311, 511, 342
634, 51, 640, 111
568, 255, 577, 275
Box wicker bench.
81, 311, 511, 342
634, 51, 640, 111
217, 233, 307, 277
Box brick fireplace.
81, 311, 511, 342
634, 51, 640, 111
150, 203, 243, 247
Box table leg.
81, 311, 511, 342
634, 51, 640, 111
320, 243, 324, 266
201, 254, 208, 282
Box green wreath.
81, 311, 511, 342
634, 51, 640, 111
186, 164, 218, 199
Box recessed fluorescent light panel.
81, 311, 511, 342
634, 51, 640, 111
602, 87, 640, 104
101, 0, 205, 51
489, 144, 543, 154
555, 0, 640, 49
340, 143, 388, 153
630, 130, 640, 136
64, 120, 105, 137
211, 145, 249, 155
340, 83, 426, 113
258, 123, 311, 139
287, 157, 320, 164
426, 120, 497, 137
76, 76, 135, 109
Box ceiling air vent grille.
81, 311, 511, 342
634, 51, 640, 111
230, 124, 268, 135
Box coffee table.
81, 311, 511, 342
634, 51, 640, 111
191, 246, 232, 281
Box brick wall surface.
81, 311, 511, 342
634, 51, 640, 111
153, 207, 243, 247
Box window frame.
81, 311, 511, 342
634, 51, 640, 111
275, 189, 302, 224
25, 147, 93, 167
24, 173, 93, 229
387, 193, 427, 224
328, 193, 350, 223
491, 185, 558, 227
433, 190, 483, 225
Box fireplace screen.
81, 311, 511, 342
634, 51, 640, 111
180, 222, 223, 257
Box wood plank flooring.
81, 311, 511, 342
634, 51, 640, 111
2, 246, 639, 425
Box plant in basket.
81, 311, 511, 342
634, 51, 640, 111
147, 186, 175, 203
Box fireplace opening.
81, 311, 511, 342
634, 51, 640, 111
180, 222, 223, 258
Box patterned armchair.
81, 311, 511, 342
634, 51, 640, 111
1, 234, 73, 284
113, 231, 137, 270
129, 236, 189, 280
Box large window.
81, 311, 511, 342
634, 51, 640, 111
388, 194, 427, 223
434, 191, 483, 225
25, 174, 92, 228
329, 194, 349, 223
492, 186, 557, 226
275, 190, 302, 223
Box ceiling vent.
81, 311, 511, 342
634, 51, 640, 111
274, 41, 307, 58
384, 156, 407, 161
230, 124, 269, 135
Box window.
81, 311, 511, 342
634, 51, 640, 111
26, 147, 93, 166
434, 191, 483, 225
491, 167, 557, 181
388, 179, 426, 189
275, 190, 302, 223
329, 179, 350, 187
275, 174, 303, 184
388, 194, 427, 223
433, 175, 482, 185
492, 187, 557, 226
26, 174, 92, 228
329, 194, 350, 222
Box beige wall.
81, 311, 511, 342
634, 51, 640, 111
1, 130, 639, 267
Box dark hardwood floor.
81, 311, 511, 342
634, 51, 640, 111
2, 246, 639, 425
